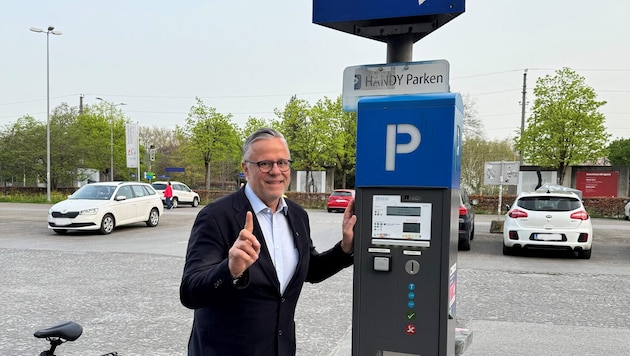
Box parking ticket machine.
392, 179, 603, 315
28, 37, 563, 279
352, 93, 463, 356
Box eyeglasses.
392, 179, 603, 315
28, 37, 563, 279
245, 159, 292, 173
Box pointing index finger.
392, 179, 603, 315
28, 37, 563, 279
244, 211, 254, 233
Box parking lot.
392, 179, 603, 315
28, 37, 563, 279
1, 203, 629, 355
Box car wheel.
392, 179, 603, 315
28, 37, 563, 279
53, 229, 68, 235
470, 225, 475, 241
458, 234, 471, 251
327, 208, 333, 213
99, 214, 115, 235
502, 244, 514, 256
172, 197, 179, 209
577, 248, 592, 259
146, 208, 160, 227
192, 197, 199, 207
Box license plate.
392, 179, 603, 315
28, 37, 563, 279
54, 218, 72, 226
533, 233, 562, 241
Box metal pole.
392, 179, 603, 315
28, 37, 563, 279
386, 34, 414, 64
31, 26, 61, 201
110, 106, 114, 181
97, 98, 125, 181
137, 122, 140, 181
46, 30, 51, 201
519, 69, 527, 165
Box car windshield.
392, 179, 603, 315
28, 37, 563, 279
331, 191, 353, 197
517, 196, 581, 211
152, 183, 167, 190
70, 185, 115, 200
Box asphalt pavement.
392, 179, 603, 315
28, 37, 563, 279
1, 204, 629, 355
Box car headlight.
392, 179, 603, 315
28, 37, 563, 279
79, 208, 99, 215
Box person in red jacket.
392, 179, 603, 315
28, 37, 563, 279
164, 181, 173, 209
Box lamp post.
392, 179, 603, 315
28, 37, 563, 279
96, 98, 126, 181
30, 25, 62, 202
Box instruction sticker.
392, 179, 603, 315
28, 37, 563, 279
371, 195, 432, 241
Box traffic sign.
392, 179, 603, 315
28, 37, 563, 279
342, 60, 450, 111
484, 161, 520, 186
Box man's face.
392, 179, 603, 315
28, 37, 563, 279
242, 137, 291, 209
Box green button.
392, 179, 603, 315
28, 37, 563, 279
406, 310, 416, 320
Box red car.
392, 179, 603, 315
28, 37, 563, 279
326, 189, 355, 213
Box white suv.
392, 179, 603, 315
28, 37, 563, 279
503, 191, 593, 259
151, 181, 200, 208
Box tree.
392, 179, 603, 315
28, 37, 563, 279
242, 117, 271, 139
463, 94, 484, 140
514, 67, 610, 184
49, 103, 85, 187
275, 96, 331, 192
461, 138, 516, 195
138, 126, 184, 182
177, 98, 241, 190
607, 138, 630, 166
0, 116, 45, 186
76, 103, 129, 182
311, 96, 356, 189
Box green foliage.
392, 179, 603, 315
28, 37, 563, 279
607, 138, 630, 166
273, 95, 356, 191
275, 96, 321, 191
0, 190, 67, 203
176, 98, 242, 189
461, 138, 516, 195
313, 96, 356, 189
515, 67, 610, 183
242, 117, 270, 138
0, 115, 45, 186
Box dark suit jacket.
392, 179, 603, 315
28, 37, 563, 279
180, 189, 353, 356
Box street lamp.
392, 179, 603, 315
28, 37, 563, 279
30, 25, 62, 202
96, 98, 126, 181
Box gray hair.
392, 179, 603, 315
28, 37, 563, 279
242, 128, 289, 160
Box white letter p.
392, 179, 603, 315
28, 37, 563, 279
385, 124, 421, 171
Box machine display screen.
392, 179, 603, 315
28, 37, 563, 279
402, 222, 421, 233
387, 206, 421, 216
372, 195, 432, 242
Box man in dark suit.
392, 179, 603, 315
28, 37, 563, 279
180, 128, 356, 356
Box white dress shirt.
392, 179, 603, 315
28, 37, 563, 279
245, 185, 298, 294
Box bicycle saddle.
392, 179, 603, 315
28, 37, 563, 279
34, 321, 83, 341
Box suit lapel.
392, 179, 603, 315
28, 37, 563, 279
232, 190, 281, 293
284, 207, 309, 292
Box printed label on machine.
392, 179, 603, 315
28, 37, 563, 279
371, 195, 432, 242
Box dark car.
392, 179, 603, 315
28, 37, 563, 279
326, 189, 355, 213
458, 190, 476, 251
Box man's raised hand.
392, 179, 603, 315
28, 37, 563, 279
228, 211, 261, 278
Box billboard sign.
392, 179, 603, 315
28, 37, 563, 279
576, 171, 618, 197
126, 123, 139, 168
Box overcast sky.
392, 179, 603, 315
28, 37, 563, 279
2, 0, 629, 141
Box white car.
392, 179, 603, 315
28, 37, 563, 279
151, 181, 200, 208
48, 182, 163, 235
503, 191, 593, 259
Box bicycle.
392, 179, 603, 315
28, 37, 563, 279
34, 320, 118, 356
